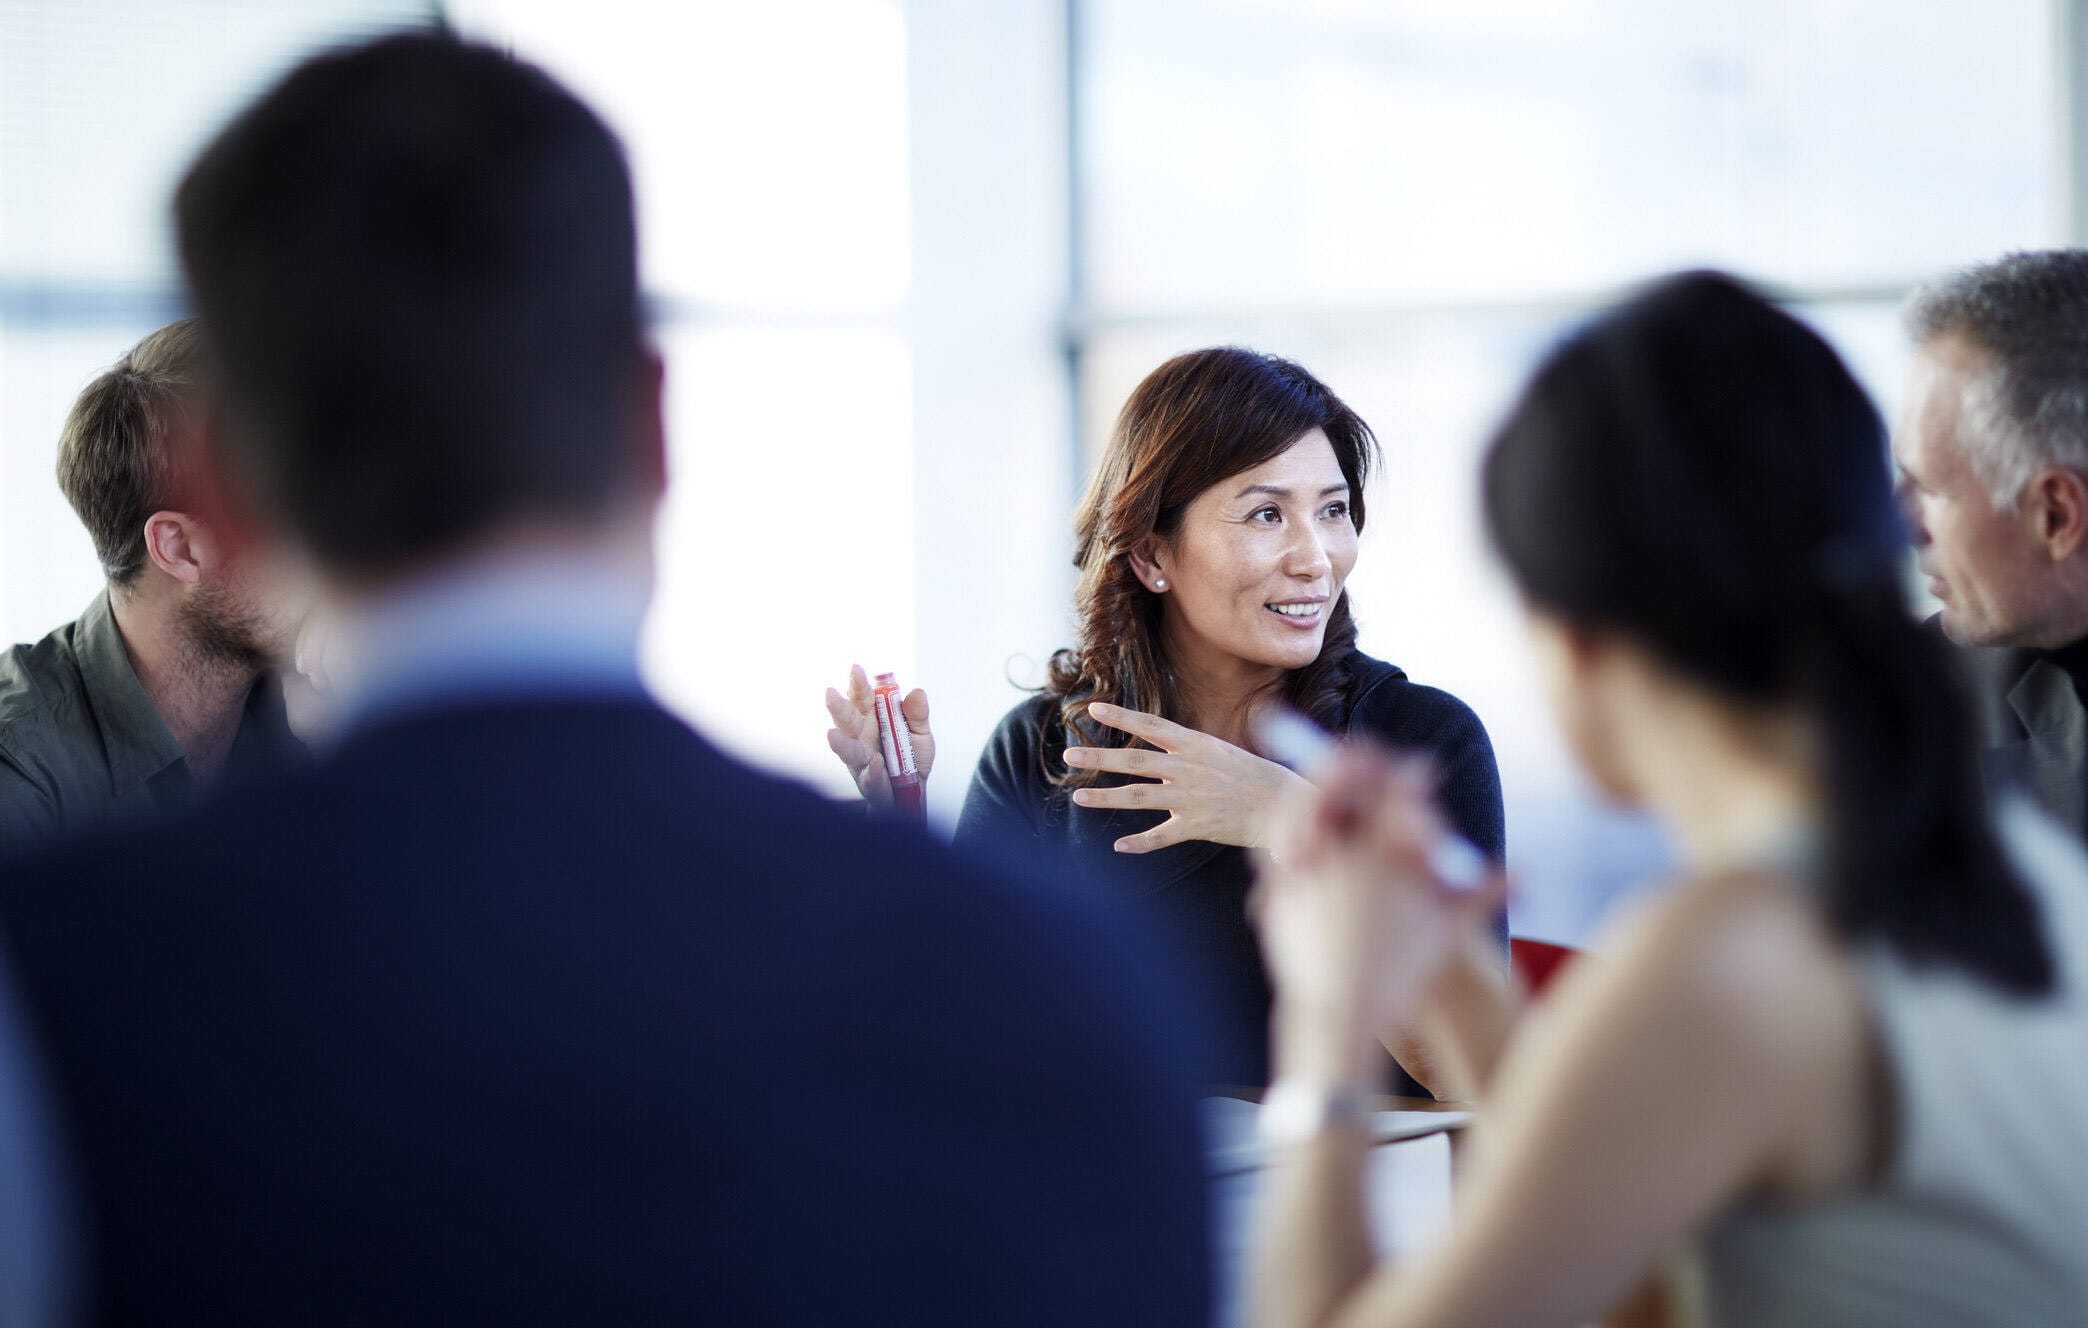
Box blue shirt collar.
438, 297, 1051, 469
329, 553, 651, 741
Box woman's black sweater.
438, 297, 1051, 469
954, 652, 1506, 1094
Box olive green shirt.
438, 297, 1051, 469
0, 591, 304, 860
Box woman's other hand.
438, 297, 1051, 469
1251, 744, 1506, 1086
1064, 701, 1308, 853
824, 664, 936, 804
282, 608, 339, 746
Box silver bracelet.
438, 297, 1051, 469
1258, 1077, 1375, 1148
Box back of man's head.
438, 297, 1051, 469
56, 319, 204, 586
1905, 249, 2088, 509
174, 31, 647, 583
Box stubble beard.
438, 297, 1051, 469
179, 579, 281, 675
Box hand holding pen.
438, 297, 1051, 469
1249, 709, 1507, 1081
825, 664, 934, 816
1256, 709, 1492, 891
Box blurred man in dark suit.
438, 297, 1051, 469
0, 956, 70, 1328
0, 32, 1209, 1325
1899, 251, 2088, 832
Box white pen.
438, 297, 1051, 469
1254, 707, 1491, 893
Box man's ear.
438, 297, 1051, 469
2027, 466, 2088, 561
631, 348, 667, 499
1126, 537, 1168, 593
142, 512, 207, 586
1548, 616, 1610, 689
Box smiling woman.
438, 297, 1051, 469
828, 347, 1504, 1092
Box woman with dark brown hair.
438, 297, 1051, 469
826, 346, 1503, 1092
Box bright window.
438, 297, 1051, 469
0, 0, 436, 642
450, 0, 914, 793
1074, 0, 2062, 940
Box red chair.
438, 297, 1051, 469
1510, 937, 1581, 1000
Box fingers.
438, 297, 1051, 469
1459, 865, 1514, 916
294, 634, 326, 692
828, 676, 884, 749
294, 609, 338, 694
901, 687, 931, 733
827, 726, 891, 804
1291, 746, 1477, 899
1304, 746, 1398, 852
824, 686, 866, 733
1062, 746, 1165, 777
827, 685, 889, 785
825, 726, 874, 772
830, 668, 930, 796
1086, 701, 1190, 751
1114, 815, 1189, 854
857, 759, 891, 801
1359, 766, 1441, 860
1069, 781, 1169, 812
1278, 745, 1412, 872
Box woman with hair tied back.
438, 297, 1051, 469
1247, 272, 2088, 1327
826, 347, 1505, 1095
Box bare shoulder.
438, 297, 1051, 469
1513, 866, 1862, 1104
1599, 867, 1852, 1015
1575, 867, 1876, 1190
1375, 868, 1879, 1324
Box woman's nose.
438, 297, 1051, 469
1285, 526, 1333, 577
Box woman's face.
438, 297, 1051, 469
1147, 429, 1360, 674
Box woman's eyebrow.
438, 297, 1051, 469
1232, 483, 1351, 499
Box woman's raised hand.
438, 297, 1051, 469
824, 664, 936, 805
1064, 702, 1311, 853
1251, 743, 1507, 1084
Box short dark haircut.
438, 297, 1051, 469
1905, 250, 2088, 508
56, 319, 203, 585
174, 30, 647, 579
1484, 271, 2052, 997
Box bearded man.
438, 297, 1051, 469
0, 318, 308, 853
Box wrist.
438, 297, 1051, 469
1247, 759, 1310, 844
1433, 937, 1508, 1006
1272, 1001, 1379, 1094
1258, 1076, 1375, 1149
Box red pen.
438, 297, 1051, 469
871, 671, 925, 818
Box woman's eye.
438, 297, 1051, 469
1251, 506, 1282, 524
1322, 501, 1351, 521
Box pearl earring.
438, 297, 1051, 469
1155, 578, 1167, 590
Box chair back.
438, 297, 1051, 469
1510, 937, 1580, 1000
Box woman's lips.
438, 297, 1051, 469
1264, 601, 1325, 629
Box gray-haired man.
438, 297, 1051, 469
1897, 250, 2088, 828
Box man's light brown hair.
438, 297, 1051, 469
55, 318, 202, 585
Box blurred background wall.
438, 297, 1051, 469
1, 0, 2075, 944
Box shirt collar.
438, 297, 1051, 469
327, 552, 651, 740
226, 672, 306, 778
73, 589, 188, 798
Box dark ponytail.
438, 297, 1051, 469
1807, 583, 2052, 994
1484, 271, 2053, 997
